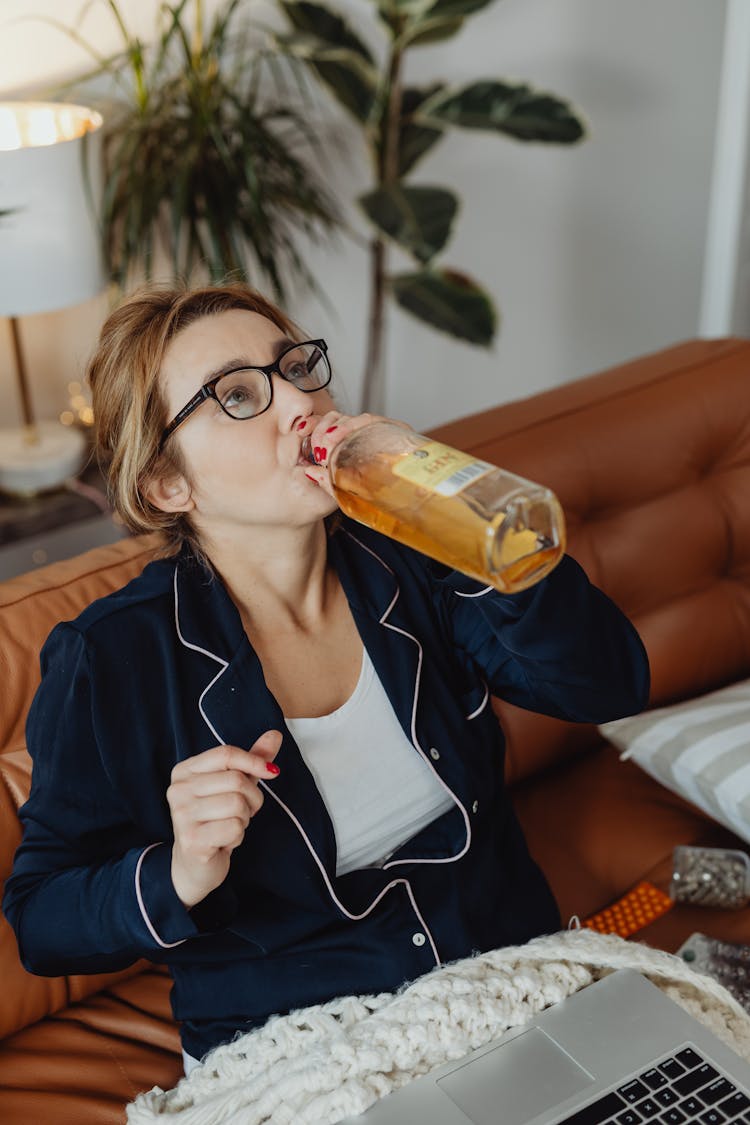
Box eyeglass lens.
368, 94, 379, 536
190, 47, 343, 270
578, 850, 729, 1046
216, 343, 329, 419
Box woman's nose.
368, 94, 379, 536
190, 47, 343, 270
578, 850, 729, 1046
270, 372, 314, 428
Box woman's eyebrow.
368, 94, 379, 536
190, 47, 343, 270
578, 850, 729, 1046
200, 337, 294, 387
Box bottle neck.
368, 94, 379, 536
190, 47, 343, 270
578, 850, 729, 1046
300, 434, 316, 464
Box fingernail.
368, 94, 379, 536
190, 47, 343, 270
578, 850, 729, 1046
296, 421, 307, 432
266, 763, 280, 776
305, 472, 318, 484
319, 448, 327, 461
325, 425, 338, 434
313, 446, 322, 462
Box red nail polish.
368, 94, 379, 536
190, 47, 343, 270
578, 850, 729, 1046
296, 421, 307, 432
266, 763, 280, 776
305, 472, 318, 484
325, 425, 338, 434
319, 447, 327, 461
313, 446, 322, 462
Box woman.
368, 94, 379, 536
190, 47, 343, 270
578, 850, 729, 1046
3, 283, 650, 1074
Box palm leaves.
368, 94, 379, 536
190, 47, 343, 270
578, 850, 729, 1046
60, 0, 340, 300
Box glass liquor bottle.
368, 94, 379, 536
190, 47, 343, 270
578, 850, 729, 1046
306, 421, 566, 593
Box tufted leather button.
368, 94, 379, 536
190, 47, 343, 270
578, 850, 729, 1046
472, 800, 479, 813
412, 932, 426, 947
430, 748, 440, 761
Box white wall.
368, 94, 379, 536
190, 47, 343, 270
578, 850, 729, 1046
0, 0, 728, 433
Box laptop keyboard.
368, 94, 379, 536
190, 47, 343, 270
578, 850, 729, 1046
557, 1046, 750, 1125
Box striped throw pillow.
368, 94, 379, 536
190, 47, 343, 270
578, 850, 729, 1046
599, 680, 750, 845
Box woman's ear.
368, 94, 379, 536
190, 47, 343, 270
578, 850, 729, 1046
143, 470, 195, 515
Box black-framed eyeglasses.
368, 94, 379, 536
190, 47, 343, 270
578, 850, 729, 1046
159, 338, 331, 450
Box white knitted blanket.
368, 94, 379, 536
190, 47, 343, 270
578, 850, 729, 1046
127, 929, 750, 1125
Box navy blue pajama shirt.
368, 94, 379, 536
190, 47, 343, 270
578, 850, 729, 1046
3, 518, 650, 1061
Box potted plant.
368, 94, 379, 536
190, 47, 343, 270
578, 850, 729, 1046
277, 0, 586, 409
55, 0, 340, 301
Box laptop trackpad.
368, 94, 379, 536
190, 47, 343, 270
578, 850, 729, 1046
437, 1027, 593, 1125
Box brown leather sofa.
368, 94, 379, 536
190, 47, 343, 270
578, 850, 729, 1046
1, 338, 749, 1123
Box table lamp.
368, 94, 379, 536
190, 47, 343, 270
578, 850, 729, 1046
0, 101, 105, 496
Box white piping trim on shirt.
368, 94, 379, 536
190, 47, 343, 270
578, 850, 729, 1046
171, 540, 470, 956
135, 843, 187, 949
341, 530, 472, 871
131, 571, 230, 950
466, 680, 490, 720
454, 585, 494, 598
173, 569, 228, 745
404, 880, 440, 965
259, 781, 437, 964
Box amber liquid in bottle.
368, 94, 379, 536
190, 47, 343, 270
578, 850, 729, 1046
311, 422, 566, 593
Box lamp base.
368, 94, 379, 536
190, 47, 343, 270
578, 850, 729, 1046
0, 421, 87, 497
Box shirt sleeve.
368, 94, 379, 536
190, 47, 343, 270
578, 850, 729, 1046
429, 554, 650, 724
2, 623, 237, 977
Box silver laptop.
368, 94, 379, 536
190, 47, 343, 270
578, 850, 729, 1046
339, 969, 750, 1125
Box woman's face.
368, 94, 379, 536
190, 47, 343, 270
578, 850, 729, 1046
156, 308, 338, 537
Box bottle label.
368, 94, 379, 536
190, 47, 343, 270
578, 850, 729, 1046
392, 441, 494, 497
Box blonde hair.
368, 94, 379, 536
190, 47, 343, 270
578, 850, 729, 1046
88, 282, 299, 558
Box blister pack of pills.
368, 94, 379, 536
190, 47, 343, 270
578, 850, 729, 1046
670, 845, 750, 909
677, 932, 750, 1013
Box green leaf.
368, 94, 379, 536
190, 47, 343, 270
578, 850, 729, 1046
396, 84, 445, 175
278, 32, 378, 121
417, 0, 496, 19
390, 268, 497, 344
401, 16, 465, 46
359, 185, 457, 264
417, 80, 586, 143
376, 0, 436, 21
280, 1, 374, 63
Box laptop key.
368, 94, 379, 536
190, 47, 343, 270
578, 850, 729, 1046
617, 1110, 643, 1125
676, 1049, 705, 1071
639, 1099, 663, 1118
661, 1060, 688, 1081
655, 1090, 680, 1108
643, 1070, 670, 1090
660, 1108, 687, 1125
674, 1065, 721, 1098
621, 1082, 651, 1104
720, 1095, 750, 1116
556, 1091, 629, 1125
698, 1111, 725, 1125
701, 1081, 737, 1107
681, 1097, 705, 1117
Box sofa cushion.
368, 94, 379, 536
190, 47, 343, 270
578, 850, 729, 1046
599, 678, 750, 844
0, 966, 180, 1125
513, 740, 750, 951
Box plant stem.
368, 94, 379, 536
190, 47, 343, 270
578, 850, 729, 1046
361, 237, 387, 413
360, 40, 404, 413
193, 0, 204, 62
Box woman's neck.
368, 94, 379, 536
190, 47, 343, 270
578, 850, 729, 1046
203, 520, 335, 635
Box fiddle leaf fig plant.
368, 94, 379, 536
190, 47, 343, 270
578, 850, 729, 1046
53, 0, 341, 301
277, 0, 586, 410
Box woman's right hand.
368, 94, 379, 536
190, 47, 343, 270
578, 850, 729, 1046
167, 729, 282, 909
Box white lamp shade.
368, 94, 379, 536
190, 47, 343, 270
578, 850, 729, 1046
0, 102, 106, 317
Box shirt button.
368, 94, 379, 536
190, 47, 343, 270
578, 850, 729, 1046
472, 800, 479, 813
412, 932, 426, 947
429, 747, 440, 761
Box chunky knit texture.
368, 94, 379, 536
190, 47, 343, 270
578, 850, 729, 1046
127, 929, 750, 1124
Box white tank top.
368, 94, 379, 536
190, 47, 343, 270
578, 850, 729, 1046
284, 647, 454, 876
